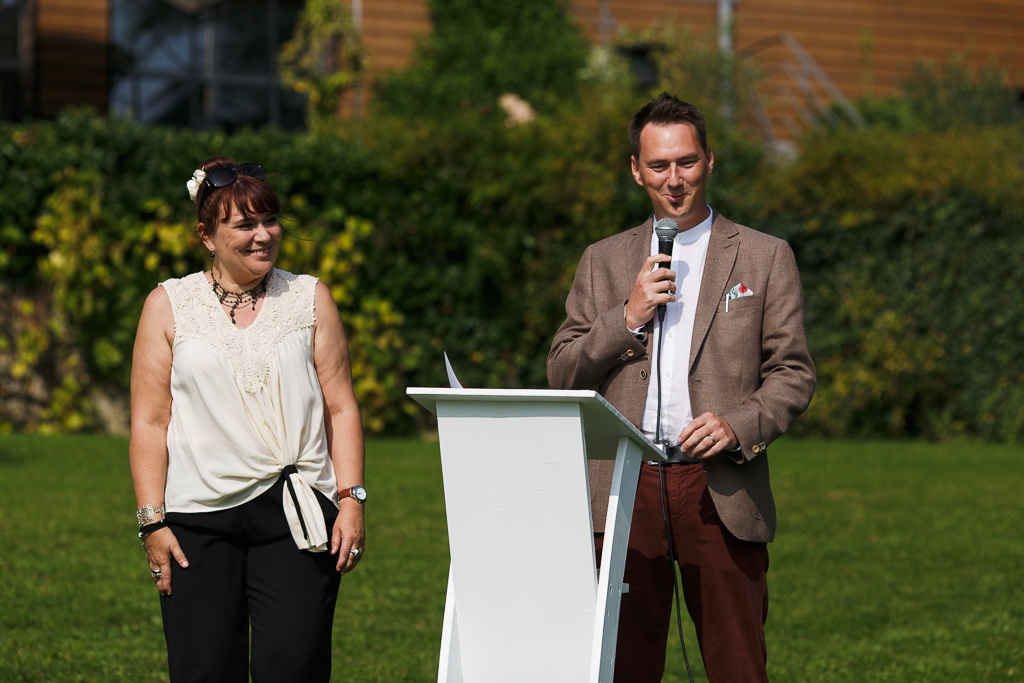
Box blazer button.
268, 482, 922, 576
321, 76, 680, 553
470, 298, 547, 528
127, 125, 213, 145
640, 369, 648, 380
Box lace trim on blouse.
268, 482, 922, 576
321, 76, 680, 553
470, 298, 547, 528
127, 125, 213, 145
162, 269, 317, 393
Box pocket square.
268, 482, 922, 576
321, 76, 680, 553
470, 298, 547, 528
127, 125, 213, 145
725, 283, 754, 312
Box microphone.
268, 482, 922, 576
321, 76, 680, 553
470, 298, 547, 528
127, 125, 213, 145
654, 218, 678, 322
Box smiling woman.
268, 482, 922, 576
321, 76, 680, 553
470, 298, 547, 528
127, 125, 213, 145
128, 157, 367, 682
192, 160, 282, 325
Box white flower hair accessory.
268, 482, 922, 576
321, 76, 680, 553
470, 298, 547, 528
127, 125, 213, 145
186, 169, 207, 204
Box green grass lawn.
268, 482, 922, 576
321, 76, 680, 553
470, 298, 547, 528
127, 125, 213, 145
0, 435, 1021, 682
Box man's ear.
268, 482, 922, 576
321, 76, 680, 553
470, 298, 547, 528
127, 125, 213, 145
630, 155, 644, 186
705, 147, 715, 174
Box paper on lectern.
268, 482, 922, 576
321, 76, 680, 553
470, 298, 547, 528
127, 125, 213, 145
444, 352, 463, 389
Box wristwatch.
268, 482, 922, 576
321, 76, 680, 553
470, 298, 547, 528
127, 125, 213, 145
339, 485, 367, 504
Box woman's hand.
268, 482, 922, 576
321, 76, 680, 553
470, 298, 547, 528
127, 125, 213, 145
330, 501, 365, 575
144, 527, 189, 596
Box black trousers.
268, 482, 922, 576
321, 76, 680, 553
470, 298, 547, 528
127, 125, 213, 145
161, 473, 341, 683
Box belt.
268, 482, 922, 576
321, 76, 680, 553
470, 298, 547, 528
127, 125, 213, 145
646, 443, 703, 466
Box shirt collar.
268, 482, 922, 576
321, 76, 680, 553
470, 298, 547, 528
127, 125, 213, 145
652, 205, 714, 244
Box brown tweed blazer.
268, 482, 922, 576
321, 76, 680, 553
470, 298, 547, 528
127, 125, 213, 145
547, 212, 815, 543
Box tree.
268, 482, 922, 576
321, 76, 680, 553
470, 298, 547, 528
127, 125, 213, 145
373, 0, 589, 118
278, 0, 365, 135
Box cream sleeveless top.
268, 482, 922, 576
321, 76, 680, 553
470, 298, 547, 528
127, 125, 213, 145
161, 269, 338, 551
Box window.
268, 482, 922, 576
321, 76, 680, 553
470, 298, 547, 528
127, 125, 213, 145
109, 0, 307, 129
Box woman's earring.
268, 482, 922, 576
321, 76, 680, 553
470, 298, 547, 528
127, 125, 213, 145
210, 251, 215, 258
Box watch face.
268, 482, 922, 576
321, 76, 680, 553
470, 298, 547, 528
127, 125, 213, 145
352, 486, 367, 502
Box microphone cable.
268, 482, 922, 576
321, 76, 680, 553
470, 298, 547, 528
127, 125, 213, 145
655, 300, 665, 448
654, 318, 696, 683
658, 461, 696, 683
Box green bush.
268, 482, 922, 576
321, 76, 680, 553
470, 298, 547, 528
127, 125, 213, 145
373, 0, 589, 118
0, 111, 407, 433
857, 54, 1022, 132
731, 124, 1024, 440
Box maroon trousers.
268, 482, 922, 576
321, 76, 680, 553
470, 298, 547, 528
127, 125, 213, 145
596, 462, 770, 683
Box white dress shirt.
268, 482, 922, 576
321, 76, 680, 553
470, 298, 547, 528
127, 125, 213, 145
638, 209, 713, 443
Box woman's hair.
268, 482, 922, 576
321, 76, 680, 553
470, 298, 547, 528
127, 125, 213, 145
194, 156, 281, 232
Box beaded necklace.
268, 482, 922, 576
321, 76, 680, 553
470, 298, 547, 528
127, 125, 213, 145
211, 272, 268, 325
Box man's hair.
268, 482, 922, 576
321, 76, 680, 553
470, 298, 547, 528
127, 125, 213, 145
628, 93, 708, 159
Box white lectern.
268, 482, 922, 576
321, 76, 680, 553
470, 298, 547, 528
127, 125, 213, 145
407, 388, 664, 683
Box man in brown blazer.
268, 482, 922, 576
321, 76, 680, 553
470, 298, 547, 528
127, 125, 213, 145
548, 94, 815, 682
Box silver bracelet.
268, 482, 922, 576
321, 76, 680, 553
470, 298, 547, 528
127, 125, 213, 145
136, 503, 166, 528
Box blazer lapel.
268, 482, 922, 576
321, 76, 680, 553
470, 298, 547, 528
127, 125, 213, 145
628, 216, 654, 285
689, 211, 739, 372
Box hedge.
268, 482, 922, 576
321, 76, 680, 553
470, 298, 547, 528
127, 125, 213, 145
3, 92, 1023, 440
732, 124, 1024, 440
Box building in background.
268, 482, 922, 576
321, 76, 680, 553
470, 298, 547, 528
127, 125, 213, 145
0, 0, 28, 121
2, 0, 1022, 136
1, 0, 307, 129
568, 0, 1024, 142
1, 0, 109, 120
108, 0, 308, 129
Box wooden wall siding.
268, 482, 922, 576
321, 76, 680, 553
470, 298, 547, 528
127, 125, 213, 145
731, 0, 1024, 141
337, 0, 430, 117
358, 0, 719, 75
37, 0, 109, 115
38, 0, 108, 40
571, 0, 717, 43
356, 1, 1024, 98
736, 0, 1024, 105
362, 0, 432, 73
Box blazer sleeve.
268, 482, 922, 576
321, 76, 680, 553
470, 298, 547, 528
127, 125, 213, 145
547, 245, 647, 391
719, 240, 816, 461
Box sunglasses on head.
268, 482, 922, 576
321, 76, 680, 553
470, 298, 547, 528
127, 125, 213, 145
199, 163, 266, 207
206, 163, 266, 188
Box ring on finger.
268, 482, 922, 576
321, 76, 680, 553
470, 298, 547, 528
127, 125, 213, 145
151, 568, 162, 579
349, 548, 362, 558
706, 434, 716, 446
